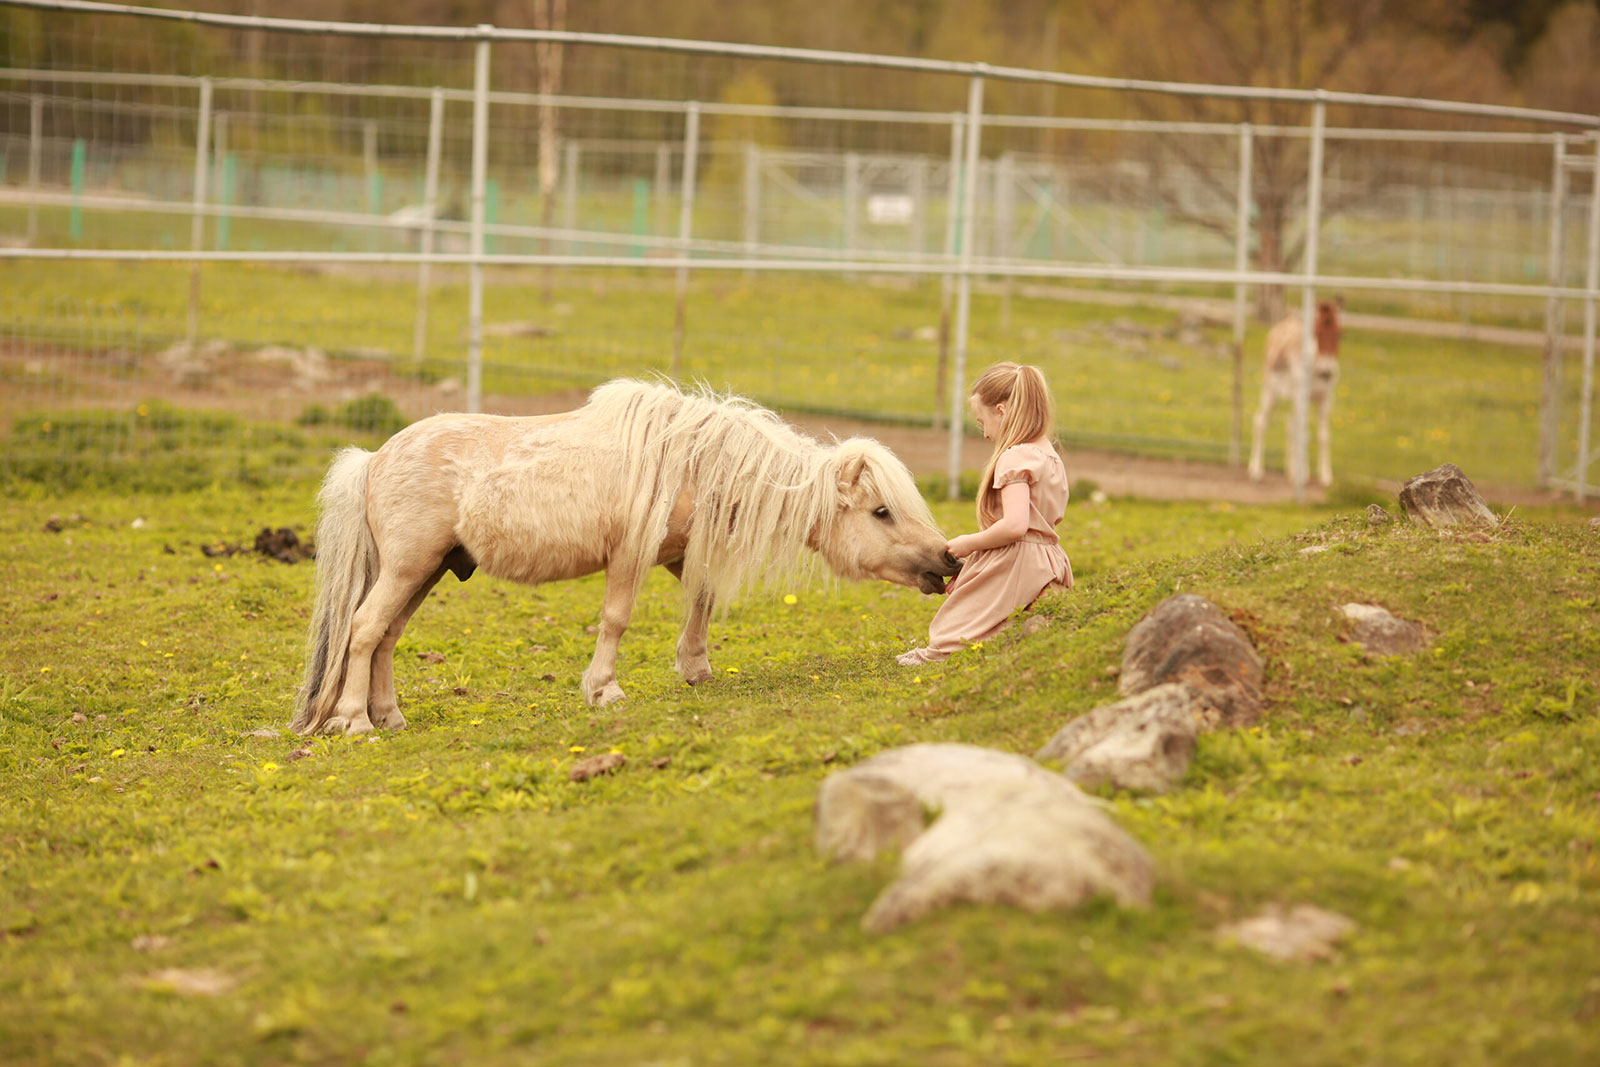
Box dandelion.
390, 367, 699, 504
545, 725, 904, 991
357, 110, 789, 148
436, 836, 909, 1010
569, 745, 585, 754
140, 639, 149, 647
324, 775, 338, 782
726, 667, 740, 674
213, 563, 223, 573
783, 594, 798, 605
40, 666, 51, 673
110, 749, 126, 758
136, 403, 149, 417
469, 719, 483, 726
260, 761, 279, 772
912, 676, 922, 684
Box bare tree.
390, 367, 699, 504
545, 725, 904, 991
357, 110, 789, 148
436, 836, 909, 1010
1064, 0, 1509, 321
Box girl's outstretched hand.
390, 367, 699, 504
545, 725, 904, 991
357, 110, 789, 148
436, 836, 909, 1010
946, 534, 979, 559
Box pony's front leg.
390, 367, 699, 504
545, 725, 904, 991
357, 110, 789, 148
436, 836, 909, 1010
675, 590, 715, 685
581, 562, 640, 707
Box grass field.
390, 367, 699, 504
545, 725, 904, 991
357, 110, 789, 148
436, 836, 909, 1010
2, 258, 1587, 492
2, 475, 1597, 1065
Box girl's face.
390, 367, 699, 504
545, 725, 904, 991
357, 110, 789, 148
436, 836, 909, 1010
970, 394, 1005, 440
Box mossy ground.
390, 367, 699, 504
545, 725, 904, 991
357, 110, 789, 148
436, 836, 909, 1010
2, 478, 1597, 1066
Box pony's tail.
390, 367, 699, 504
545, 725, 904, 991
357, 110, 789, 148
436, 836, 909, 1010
290, 447, 379, 735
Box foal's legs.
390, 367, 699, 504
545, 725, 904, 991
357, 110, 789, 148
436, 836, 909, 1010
367, 564, 447, 730
664, 561, 714, 685
325, 563, 441, 735
1316, 395, 1334, 488
1247, 387, 1274, 481
581, 561, 642, 707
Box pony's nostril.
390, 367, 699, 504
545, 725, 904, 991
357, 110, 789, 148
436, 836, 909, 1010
940, 550, 962, 573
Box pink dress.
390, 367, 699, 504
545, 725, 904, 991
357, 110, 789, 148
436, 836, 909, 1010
899, 442, 1074, 664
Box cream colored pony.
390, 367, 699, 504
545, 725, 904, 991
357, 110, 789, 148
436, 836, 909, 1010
290, 379, 960, 735
1248, 299, 1342, 487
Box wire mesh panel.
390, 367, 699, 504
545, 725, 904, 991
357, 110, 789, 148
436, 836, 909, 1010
0, 1, 1596, 496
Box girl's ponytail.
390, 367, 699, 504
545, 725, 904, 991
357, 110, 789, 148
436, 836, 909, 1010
973, 362, 1054, 527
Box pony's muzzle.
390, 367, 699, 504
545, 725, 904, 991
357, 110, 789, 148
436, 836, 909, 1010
919, 550, 962, 595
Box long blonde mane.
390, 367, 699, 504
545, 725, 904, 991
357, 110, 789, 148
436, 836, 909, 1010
583, 379, 936, 614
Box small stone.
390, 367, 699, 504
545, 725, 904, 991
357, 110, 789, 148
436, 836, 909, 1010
1588, 517, 1600, 530
1218, 904, 1356, 962
1338, 603, 1427, 656
1366, 504, 1391, 525
1021, 616, 1050, 637
286, 746, 314, 762
246, 728, 279, 739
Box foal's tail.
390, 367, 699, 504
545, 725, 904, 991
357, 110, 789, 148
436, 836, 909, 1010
290, 447, 379, 735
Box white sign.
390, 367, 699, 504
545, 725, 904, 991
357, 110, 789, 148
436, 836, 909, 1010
866, 193, 915, 226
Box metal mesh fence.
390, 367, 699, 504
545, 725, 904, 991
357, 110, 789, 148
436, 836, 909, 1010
0, 0, 1596, 497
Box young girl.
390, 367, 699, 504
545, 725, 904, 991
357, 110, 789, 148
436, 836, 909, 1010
897, 362, 1073, 666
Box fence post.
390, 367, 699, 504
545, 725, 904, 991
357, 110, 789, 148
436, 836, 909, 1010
935, 113, 964, 431
1577, 136, 1600, 502
743, 141, 759, 280
654, 141, 671, 237
562, 138, 579, 253
843, 150, 860, 278
27, 94, 42, 245
467, 27, 491, 415
214, 111, 231, 251
1231, 122, 1254, 468
186, 77, 213, 354
413, 86, 444, 368
1539, 134, 1568, 487
1292, 92, 1327, 504
946, 71, 985, 501
909, 155, 927, 256
996, 151, 1015, 333
68, 138, 84, 243
672, 101, 701, 378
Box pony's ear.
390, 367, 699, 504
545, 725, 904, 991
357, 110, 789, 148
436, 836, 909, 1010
836, 450, 868, 493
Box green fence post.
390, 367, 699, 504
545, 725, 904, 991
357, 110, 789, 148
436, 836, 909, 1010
69, 139, 85, 243
486, 179, 499, 255
217, 153, 236, 250
632, 177, 648, 257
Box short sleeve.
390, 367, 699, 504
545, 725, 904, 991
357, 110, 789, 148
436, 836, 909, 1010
994, 445, 1044, 489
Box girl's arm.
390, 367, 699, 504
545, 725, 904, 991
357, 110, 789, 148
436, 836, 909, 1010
947, 481, 1031, 558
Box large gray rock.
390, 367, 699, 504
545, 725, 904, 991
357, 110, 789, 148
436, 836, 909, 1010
1338, 603, 1428, 657
1397, 463, 1498, 529
814, 743, 1154, 933
1035, 683, 1202, 794
1120, 594, 1264, 728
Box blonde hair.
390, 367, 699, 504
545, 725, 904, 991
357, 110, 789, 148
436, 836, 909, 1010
971, 362, 1054, 528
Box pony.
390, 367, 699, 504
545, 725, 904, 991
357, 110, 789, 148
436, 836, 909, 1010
289, 379, 961, 735
1247, 298, 1342, 487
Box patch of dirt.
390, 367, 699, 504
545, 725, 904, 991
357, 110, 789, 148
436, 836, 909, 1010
200, 527, 314, 563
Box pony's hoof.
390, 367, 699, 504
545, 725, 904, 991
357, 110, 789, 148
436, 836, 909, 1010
320, 708, 374, 736
678, 660, 713, 685
369, 705, 408, 730
585, 682, 626, 707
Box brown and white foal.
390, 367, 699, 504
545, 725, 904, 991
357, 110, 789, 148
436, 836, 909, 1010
1247, 299, 1342, 487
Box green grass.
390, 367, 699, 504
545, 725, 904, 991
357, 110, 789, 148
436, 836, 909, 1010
1, 259, 1586, 491
1, 480, 1597, 1065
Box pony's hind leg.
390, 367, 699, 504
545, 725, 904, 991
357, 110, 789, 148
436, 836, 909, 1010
581, 561, 641, 707
367, 564, 447, 730
325, 566, 438, 735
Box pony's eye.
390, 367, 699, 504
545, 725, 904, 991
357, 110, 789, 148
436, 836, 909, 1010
873, 506, 892, 521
